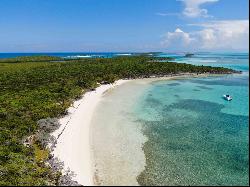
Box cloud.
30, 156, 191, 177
162, 20, 249, 51
179, 0, 219, 18
161, 28, 195, 50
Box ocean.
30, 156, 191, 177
91, 52, 249, 185
0, 52, 133, 59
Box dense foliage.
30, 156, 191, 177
0, 56, 237, 185
0, 56, 62, 63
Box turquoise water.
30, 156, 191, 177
134, 53, 249, 185
90, 52, 249, 185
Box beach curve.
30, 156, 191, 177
50, 73, 229, 186
51, 80, 130, 186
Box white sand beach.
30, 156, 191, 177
50, 73, 225, 186
51, 80, 130, 186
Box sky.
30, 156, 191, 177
0, 0, 249, 52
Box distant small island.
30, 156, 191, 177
0, 55, 240, 185
184, 53, 195, 57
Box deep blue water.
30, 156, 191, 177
0, 52, 133, 59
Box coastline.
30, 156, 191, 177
50, 73, 230, 186
51, 80, 130, 186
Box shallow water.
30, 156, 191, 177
91, 53, 249, 186
135, 75, 249, 186
91, 81, 149, 185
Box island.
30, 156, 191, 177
184, 53, 195, 57
0, 55, 239, 185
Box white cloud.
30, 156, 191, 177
162, 20, 249, 51
179, 0, 219, 18
161, 28, 195, 50
194, 20, 249, 50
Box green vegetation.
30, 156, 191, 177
0, 56, 62, 63
0, 55, 238, 185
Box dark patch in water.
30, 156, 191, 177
193, 89, 200, 91
175, 79, 189, 82
196, 85, 213, 90
138, 99, 249, 186
189, 78, 249, 87
175, 76, 249, 87
174, 94, 179, 98
167, 83, 180, 86
145, 97, 163, 108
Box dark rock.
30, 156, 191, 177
58, 171, 82, 186
100, 81, 110, 85
37, 118, 61, 133
48, 157, 82, 186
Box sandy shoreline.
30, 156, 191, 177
51, 73, 227, 186
51, 80, 130, 186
